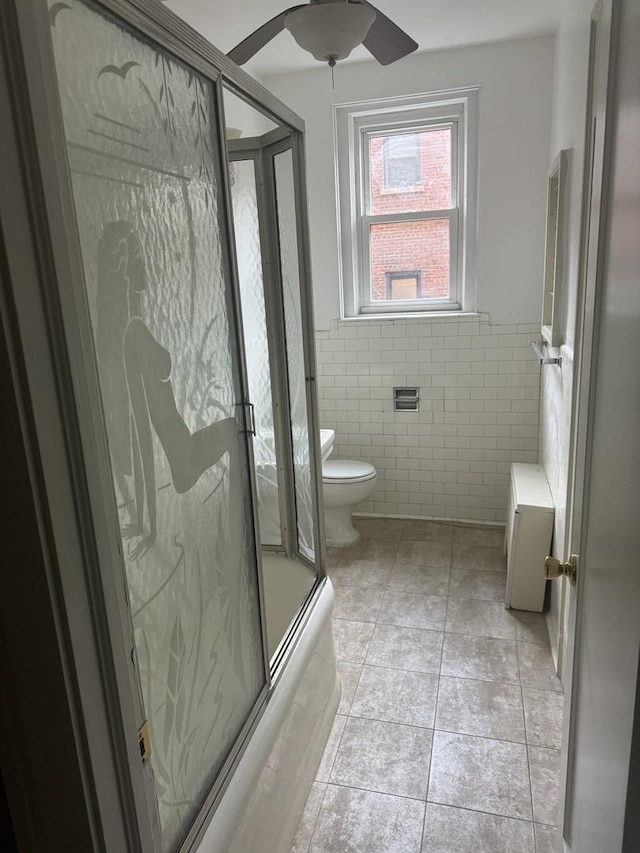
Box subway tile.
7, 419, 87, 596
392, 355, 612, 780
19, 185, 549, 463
315, 316, 539, 526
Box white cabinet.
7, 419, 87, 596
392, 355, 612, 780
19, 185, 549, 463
504, 463, 554, 612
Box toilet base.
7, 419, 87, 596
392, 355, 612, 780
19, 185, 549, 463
324, 505, 361, 548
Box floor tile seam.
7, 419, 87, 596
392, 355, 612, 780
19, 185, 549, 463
376, 619, 447, 633
527, 745, 562, 759
424, 798, 536, 825
367, 598, 445, 673
515, 637, 552, 648
438, 671, 522, 688
442, 625, 517, 641
432, 728, 533, 750
332, 615, 379, 626
304, 782, 330, 853
523, 676, 537, 831
346, 710, 435, 730
446, 592, 509, 603
343, 661, 366, 717
426, 795, 534, 824
391, 558, 452, 572
320, 717, 350, 786
432, 723, 527, 746
424, 658, 443, 810
517, 638, 556, 650
519, 680, 530, 756
330, 615, 378, 630
322, 779, 430, 804
371, 623, 445, 639
343, 716, 437, 736
437, 670, 528, 692
382, 588, 450, 600
356, 660, 442, 679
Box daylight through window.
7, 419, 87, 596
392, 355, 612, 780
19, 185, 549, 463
335, 90, 478, 317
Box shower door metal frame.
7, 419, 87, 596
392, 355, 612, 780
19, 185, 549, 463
227, 137, 299, 558
3, 0, 325, 851
264, 130, 327, 579
224, 95, 327, 582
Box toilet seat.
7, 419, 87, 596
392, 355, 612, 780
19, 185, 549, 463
322, 459, 376, 484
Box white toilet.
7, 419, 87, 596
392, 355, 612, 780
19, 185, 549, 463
320, 429, 377, 547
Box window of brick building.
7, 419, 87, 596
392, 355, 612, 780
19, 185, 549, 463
382, 133, 420, 189
386, 271, 421, 300
335, 90, 478, 317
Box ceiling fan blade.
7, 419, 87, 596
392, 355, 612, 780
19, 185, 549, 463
358, 1, 419, 65
227, 6, 305, 65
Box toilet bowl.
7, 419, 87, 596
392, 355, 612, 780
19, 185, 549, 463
322, 458, 377, 547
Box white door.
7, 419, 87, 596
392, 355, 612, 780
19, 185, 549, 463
560, 0, 640, 848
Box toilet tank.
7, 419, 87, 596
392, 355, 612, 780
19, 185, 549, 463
320, 429, 335, 461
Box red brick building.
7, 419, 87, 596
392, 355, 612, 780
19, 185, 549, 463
368, 127, 452, 302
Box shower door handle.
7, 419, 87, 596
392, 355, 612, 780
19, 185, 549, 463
243, 402, 256, 436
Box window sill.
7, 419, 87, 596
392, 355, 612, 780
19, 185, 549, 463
339, 311, 480, 323
379, 185, 424, 195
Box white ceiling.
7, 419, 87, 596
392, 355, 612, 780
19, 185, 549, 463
166, 0, 562, 77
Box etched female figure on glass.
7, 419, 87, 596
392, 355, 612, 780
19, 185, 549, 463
95, 220, 243, 559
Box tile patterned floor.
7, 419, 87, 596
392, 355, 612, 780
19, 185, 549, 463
292, 519, 564, 853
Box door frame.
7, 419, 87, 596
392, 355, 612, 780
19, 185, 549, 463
556, 0, 619, 842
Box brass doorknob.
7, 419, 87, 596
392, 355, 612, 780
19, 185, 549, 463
544, 555, 578, 585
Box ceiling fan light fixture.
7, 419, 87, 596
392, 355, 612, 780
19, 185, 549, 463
285, 2, 376, 64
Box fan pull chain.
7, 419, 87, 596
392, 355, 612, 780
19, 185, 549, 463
328, 56, 337, 90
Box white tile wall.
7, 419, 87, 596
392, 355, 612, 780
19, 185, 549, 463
315, 314, 541, 523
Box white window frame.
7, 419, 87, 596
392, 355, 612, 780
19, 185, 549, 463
334, 89, 479, 318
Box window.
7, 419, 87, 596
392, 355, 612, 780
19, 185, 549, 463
335, 90, 478, 317
386, 270, 421, 300
383, 133, 420, 189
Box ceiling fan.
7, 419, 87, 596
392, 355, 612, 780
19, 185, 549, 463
227, 0, 419, 69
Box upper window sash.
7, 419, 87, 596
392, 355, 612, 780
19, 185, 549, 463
362, 120, 459, 218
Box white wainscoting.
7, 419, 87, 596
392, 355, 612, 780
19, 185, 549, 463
315, 314, 541, 524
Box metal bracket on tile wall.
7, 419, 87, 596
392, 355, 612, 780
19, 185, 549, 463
530, 339, 562, 366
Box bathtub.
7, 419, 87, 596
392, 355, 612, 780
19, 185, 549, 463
198, 577, 339, 853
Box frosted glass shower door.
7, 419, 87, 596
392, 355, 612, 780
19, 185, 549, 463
47, 2, 267, 850
230, 157, 281, 546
